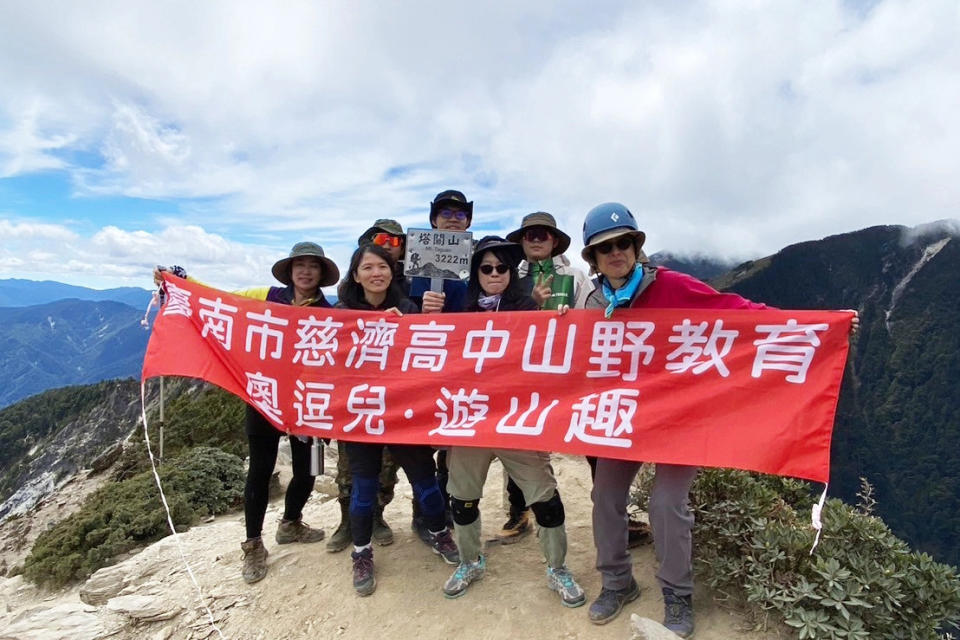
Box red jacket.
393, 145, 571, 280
585, 266, 769, 311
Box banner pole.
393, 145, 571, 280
158, 377, 165, 465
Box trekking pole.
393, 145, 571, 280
158, 377, 165, 465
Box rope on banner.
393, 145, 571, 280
140, 380, 227, 639
809, 483, 829, 554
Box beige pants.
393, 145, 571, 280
447, 447, 567, 568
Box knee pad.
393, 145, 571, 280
531, 491, 565, 528
349, 474, 378, 515
411, 478, 445, 517
450, 497, 480, 526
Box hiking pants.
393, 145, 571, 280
335, 440, 398, 505
244, 431, 314, 540
345, 442, 446, 547
447, 447, 567, 569
592, 459, 697, 595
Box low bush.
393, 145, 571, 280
632, 468, 960, 638
24, 446, 244, 588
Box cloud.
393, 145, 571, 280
0, 219, 280, 291
0, 0, 958, 287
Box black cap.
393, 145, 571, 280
430, 189, 474, 225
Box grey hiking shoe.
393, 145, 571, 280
275, 518, 325, 544
443, 555, 486, 598
430, 528, 460, 565
241, 538, 268, 584
546, 565, 586, 608
663, 588, 695, 638
351, 547, 376, 596
372, 505, 394, 546
588, 578, 640, 625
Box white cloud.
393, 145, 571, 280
0, 0, 957, 283
0, 219, 284, 291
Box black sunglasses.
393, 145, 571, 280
523, 227, 553, 242
479, 263, 510, 275
438, 209, 469, 220
593, 236, 634, 255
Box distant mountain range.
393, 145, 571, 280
0, 279, 153, 309
1, 222, 958, 567
0, 299, 149, 408
647, 250, 740, 281
714, 221, 960, 567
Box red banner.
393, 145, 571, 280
143, 274, 852, 483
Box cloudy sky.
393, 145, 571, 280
1, 0, 957, 291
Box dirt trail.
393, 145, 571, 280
1, 451, 776, 640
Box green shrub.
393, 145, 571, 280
632, 468, 960, 638
23, 446, 244, 588
113, 381, 247, 480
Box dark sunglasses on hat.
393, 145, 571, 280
372, 232, 402, 248
479, 263, 510, 275
523, 227, 553, 242
438, 209, 469, 221
593, 236, 635, 255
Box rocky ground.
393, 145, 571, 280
0, 448, 780, 640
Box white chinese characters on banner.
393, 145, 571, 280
245, 309, 289, 360
292, 380, 335, 430
463, 320, 509, 373
246, 371, 282, 424
496, 392, 559, 436
752, 319, 829, 383
665, 319, 738, 377
344, 384, 387, 434
402, 321, 455, 372
430, 387, 489, 436
293, 315, 343, 366
587, 321, 655, 381
565, 388, 640, 448
522, 318, 577, 374
198, 297, 238, 350
162, 282, 193, 317
346, 318, 399, 370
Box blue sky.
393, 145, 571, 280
1, 0, 958, 291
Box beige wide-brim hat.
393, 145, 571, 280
271, 241, 340, 287
580, 229, 649, 264
505, 211, 571, 257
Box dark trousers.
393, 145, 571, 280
346, 442, 446, 546
244, 431, 315, 540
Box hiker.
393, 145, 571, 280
154, 242, 338, 585
326, 220, 410, 553
442, 236, 586, 608
507, 211, 592, 310
500, 211, 635, 546
408, 189, 474, 541
574, 202, 862, 636
335, 243, 459, 596
410, 189, 472, 314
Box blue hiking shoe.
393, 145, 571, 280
546, 565, 586, 608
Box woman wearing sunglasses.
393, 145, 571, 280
442, 236, 586, 609
579, 202, 771, 636
335, 243, 460, 597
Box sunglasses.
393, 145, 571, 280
479, 263, 510, 275
593, 236, 634, 255
372, 232, 402, 248
523, 228, 553, 242
438, 209, 469, 221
